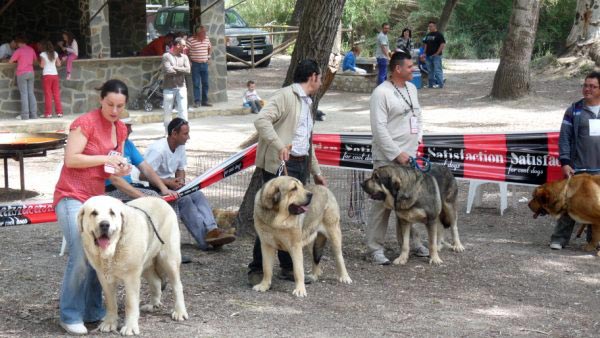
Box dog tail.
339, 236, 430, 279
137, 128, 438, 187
312, 233, 328, 265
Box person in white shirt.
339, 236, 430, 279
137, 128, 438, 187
243, 80, 263, 114
0, 38, 16, 61
143, 118, 235, 251
39, 40, 63, 118
368, 51, 428, 265
58, 31, 78, 80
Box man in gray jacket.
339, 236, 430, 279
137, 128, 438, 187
368, 51, 428, 265
248, 59, 326, 285
550, 71, 600, 249
162, 37, 190, 131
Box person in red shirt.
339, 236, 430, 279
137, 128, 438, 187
53, 79, 131, 336
140, 33, 175, 56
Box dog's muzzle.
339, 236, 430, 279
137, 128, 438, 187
289, 193, 312, 215
94, 220, 112, 249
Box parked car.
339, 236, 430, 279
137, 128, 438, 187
152, 6, 273, 67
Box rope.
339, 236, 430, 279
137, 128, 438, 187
408, 156, 431, 173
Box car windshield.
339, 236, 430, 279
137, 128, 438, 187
225, 10, 247, 28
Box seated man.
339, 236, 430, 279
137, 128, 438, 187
143, 117, 235, 251
342, 45, 367, 75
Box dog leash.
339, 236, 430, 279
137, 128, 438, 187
277, 160, 289, 176
574, 168, 600, 173
128, 205, 165, 245
408, 156, 431, 173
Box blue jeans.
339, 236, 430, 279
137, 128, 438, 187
56, 198, 105, 324
426, 55, 444, 88
177, 190, 218, 250
191, 61, 209, 104
376, 57, 388, 85
163, 87, 188, 131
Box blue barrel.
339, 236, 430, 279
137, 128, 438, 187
410, 70, 422, 89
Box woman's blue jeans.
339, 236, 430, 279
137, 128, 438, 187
56, 198, 105, 324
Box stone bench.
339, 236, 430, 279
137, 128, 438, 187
331, 72, 377, 93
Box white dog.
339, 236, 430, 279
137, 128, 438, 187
78, 196, 188, 335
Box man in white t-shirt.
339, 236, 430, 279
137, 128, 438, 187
143, 118, 235, 250
0, 38, 16, 61
368, 51, 428, 265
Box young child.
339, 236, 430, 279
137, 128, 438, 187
40, 40, 63, 118
243, 80, 263, 114
58, 31, 78, 80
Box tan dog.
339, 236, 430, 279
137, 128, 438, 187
528, 174, 600, 254
252, 176, 352, 297
78, 196, 188, 335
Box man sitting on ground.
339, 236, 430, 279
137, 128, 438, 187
143, 117, 235, 250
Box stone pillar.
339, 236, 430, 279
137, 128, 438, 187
187, 0, 228, 103
81, 0, 111, 58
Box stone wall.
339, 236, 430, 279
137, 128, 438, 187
0, 57, 161, 118
330, 73, 378, 93
196, 0, 228, 103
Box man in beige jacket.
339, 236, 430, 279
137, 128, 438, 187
248, 59, 326, 285
368, 51, 429, 265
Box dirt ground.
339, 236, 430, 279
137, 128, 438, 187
1, 57, 600, 337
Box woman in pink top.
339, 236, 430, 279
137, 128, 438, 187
59, 31, 78, 80
54, 79, 131, 336
9, 36, 38, 120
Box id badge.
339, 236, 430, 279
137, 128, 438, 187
590, 119, 600, 136
410, 116, 419, 134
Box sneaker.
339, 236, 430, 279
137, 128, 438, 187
549, 243, 563, 250
66, 74, 71, 80
57, 113, 63, 118
248, 270, 263, 286
201, 102, 212, 107
432, 84, 440, 89
204, 228, 236, 247
372, 251, 391, 265
412, 245, 430, 257
59, 321, 87, 335
278, 269, 312, 284
43, 114, 52, 118
193, 102, 200, 108
181, 255, 192, 264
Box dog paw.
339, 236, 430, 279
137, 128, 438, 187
292, 286, 307, 298
452, 244, 465, 253
584, 244, 597, 252
171, 309, 189, 321
393, 254, 409, 265
306, 274, 319, 283
253, 282, 270, 292
119, 322, 140, 336
339, 275, 353, 284
429, 256, 443, 266
140, 302, 162, 312
98, 318, 118, 333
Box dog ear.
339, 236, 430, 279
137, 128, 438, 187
260, 182, 280, 210
77, 207, 85, 233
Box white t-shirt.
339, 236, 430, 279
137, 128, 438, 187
0, 42, 14, 59
589, 105, 600, 118
144, 138, 187, 178
40, 52, 59, 75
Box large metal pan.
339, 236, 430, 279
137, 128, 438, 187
0, 133, 67, 153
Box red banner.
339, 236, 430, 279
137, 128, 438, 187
1, 132, 560, 226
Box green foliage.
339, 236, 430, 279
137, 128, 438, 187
222, 0, 576, 59
224, 0, 295, 26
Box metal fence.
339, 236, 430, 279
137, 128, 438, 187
190, 150, 372, 228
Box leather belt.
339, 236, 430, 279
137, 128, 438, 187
288, 154, 307, 161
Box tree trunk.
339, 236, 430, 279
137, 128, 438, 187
234, 0, 346, 235
566, 0, 600, 48
437, 0, 459, 33
289, 0, 306, 27
490, 0, 541, 100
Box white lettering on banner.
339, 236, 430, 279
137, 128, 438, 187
443, 159, 461, 171
0, 204, 53, 217
507, 164, 545, 177
509, 153, 560, 167
0, 216, 28, 227
428, 148, 504, 164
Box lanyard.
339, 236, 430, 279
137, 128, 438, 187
390, 80, 414, 113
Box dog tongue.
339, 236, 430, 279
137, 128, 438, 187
300, 205, 309, 212
97, 237, 110, 249
533, 212, 539, 219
